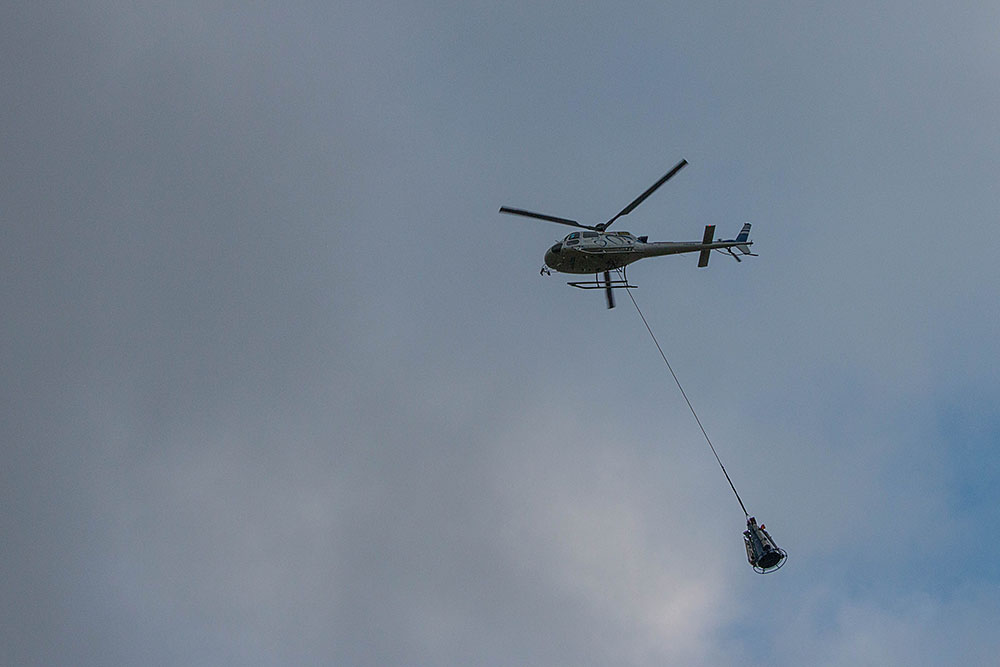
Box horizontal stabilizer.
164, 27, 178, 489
698, 224, 715, 268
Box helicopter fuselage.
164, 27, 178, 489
544, 230, 749, 274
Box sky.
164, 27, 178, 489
3, 2, 1000, 665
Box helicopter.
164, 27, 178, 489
500, 159, 757, 308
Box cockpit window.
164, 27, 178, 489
566, 238, 579, 245
566, 232, 580, 240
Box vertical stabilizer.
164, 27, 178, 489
735, 223, 751, 243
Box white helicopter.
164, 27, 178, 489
500, 159, 756, 308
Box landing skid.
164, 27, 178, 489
566, 278, 637, 290
567, 268, 635, 308
566, 267, 636, 290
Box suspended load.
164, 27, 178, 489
743, 517, 786, 573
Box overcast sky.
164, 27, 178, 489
4, 2, 1000, 665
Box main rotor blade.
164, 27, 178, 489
602, 158, 687, 229
604, 271, 615, 309
499, 207, 596, 230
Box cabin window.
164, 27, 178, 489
582, 231, 598, 238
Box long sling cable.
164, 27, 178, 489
621, 280, 750, 518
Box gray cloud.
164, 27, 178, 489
4, 2, 1000, 665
